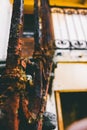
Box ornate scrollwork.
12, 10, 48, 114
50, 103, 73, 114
78, 9, 87, 15
55, 40, 87, 49
55, 39, 70, 49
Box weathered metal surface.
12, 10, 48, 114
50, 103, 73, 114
0, 0, 55, 130
33, 0, 55, 130
0, 0, 27, 130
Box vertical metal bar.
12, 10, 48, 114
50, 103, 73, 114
0, 1, 25, 130
6, 0, 24, 67
41, 0, 47, 49
72, 11, 85, 41
64, 9, 77, 41
79, 10, 87, 41
51, 9, 62, 49
51, 9, 61, 41
36, 1, 55, 130
34, 0, 40, 52
58, 11, 68, 40
57, 9, 70, 49
41, 0, 54, 50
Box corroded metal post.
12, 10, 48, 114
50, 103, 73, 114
34, 0, 40, 51
33, 0, 55, 130
0, 0, 55, 130
0, 0, 27, 130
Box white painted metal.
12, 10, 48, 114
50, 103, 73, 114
79, 14, 87, 41
52, 8, 87, 42
51, 8, 87, 61
64, 13, 77, 41
72, 13, 85, 41
57, 13, 68, 40
51, 12, 61, 40
0, 0, 13, 60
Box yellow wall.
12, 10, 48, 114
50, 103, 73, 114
54, 63, 87, 90
49, 0, 87, 8
24, 0, 87, 14
24, 0, 34, 14
9, 0, 34, 14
